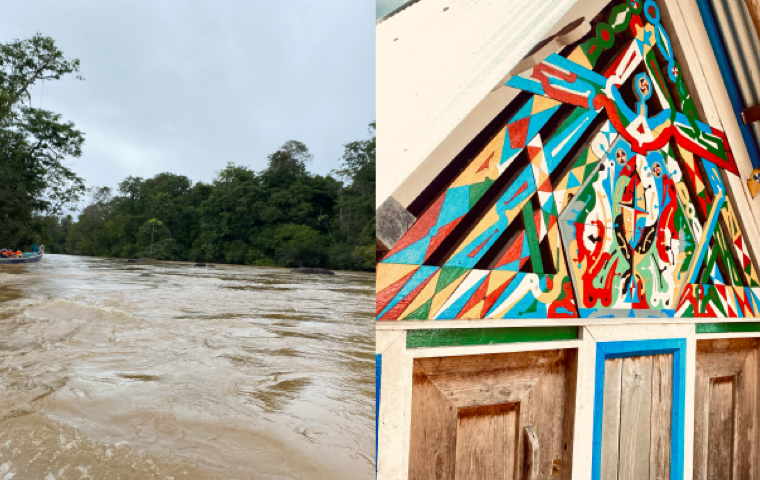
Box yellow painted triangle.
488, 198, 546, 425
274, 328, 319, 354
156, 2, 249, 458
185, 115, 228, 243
399, 270, 440, 319
460, 300, 485, 319
567, 47, 592, 70
451, 128, 506, 188
531, 95, 560, 115
429, 274, 468, 318
377, 263, 418, 293
487, 270, 518, 295
695, 177, 705, 194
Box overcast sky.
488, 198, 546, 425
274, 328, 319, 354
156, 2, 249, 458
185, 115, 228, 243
0, 1, 375, 195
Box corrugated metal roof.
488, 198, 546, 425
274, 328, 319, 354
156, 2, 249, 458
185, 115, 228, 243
709, 0, 760, 159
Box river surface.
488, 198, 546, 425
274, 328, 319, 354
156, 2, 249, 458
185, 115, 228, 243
0, 254, 374, 480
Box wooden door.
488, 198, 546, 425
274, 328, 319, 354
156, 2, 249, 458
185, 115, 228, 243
408, 349, 577, 480
694, 338, 759, 480
599, 354, 673, 480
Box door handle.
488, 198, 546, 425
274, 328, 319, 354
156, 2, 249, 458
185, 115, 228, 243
523, 425, 540, 480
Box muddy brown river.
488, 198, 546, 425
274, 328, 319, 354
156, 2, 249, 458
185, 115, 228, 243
0, 254, 374, 479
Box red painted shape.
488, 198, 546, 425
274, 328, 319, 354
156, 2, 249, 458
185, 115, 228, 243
379, 271, 437, 321
508, 117, 531, 149
481, 274, 516, 317
547, 214, 558, 231
476, 151, 495, 173
549, 280, 579, 317
656, 177, 679, 263
601, 29, 610, 41
576, 220, 616, 308
735, 288, 754, 316
531, 63, 587, 108
592, 95, 740, 175
387, 194, 445, 258
539, 177, 553, 193
504, 182, 529, 206
494, 235, 524, 269
424, 217, 463, 259
377, 268, 419, 316
467, 229, 499, 258
457, 274, 490, 318
527, 143, 543, 160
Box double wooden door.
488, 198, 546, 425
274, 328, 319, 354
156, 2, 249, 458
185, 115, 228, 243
408, 349, 577, 480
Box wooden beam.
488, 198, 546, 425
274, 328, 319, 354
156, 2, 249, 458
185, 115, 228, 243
406, 326, 578, 348
696, 322, 760, 333
742, 104, 760, 124
744, 0, 760, 52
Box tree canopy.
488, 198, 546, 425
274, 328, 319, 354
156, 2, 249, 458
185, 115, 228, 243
50, 127, 376, 271
0, 34, 86, 247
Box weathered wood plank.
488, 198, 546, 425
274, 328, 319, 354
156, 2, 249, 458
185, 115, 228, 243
455, 404, 518, 480
650, 354, 672, 480
409, 365, 458, 480
560, 349, 578, 480
619, 356, 653, 480
694, 339, 759, 480
708, 376, 735, 480
518, 354, 567, 480
735, 342, 757, 480
600, 357, 623, 480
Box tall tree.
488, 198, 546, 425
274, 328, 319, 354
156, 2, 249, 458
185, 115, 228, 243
0, 34, 86, 247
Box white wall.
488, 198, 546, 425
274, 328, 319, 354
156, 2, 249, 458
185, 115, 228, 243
376, 0, 577, 207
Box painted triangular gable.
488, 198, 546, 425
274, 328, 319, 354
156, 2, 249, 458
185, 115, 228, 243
377, 0, 760, 321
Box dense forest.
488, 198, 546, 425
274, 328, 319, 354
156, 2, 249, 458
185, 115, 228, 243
48, 132, 375, 270
0, 34, 375, 271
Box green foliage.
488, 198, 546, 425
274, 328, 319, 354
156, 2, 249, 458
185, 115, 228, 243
0, 34, 86, 248
56, 126, 376, 271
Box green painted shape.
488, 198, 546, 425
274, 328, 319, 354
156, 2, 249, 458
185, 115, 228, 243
406, 326, 578, 349
435, 267, 469, 293
403, 298, 432, 320
469, 178, 494, 208
696, 322, 760, 334
521, 201, 544, 274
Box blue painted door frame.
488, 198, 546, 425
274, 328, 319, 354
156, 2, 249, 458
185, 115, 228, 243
591, 339, 687, 480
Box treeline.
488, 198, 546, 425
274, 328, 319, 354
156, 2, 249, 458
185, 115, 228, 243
47, 131, 375, 271
0, 34, 375, 271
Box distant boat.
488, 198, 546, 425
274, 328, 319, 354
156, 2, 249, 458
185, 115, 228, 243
0, 252, 43, 265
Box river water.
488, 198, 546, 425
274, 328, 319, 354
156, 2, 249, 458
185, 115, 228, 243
0, 254, 374, 480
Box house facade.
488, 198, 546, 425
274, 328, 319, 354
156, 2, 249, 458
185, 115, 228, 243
377, 0, 760, 478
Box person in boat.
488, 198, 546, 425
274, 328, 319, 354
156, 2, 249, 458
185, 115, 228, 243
32, 244, 38, 255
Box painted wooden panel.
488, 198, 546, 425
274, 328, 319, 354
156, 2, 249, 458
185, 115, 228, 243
377, 0, 760, 321
599, 354, 673, 480
408, 349, 577, 480
694, 338, 759, 480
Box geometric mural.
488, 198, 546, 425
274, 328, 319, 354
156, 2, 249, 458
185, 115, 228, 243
377, 0, 760, 320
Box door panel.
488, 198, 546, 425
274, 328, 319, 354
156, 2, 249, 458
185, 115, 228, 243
408, 349, 577, 480
600, 354, 672, 480
694, 338, 759, 480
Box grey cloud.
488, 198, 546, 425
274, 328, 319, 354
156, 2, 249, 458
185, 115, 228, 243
1, 1, 375, 193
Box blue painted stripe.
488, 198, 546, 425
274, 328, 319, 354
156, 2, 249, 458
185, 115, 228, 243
376, 353, 381, 474
592, 338, 686, 480
695, 0, 760, 169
